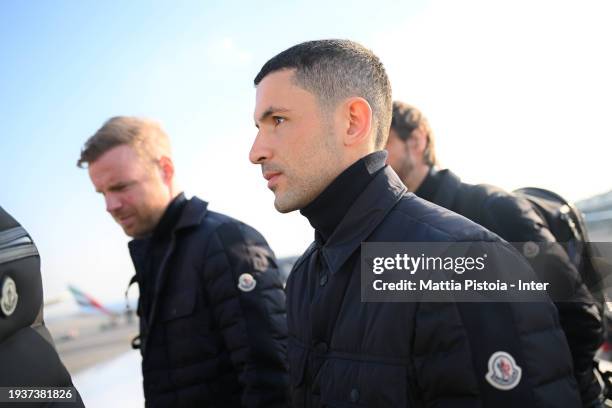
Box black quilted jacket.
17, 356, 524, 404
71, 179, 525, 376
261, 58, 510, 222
417, 169, 602, 407
0, 205, 84, 407
128, 196, 289, 407
286, 166, 581, 407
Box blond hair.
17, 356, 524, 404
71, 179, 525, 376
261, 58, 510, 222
77, 116, 171, 168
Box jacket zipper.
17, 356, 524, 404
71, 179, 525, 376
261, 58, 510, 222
0, 227, 38, 265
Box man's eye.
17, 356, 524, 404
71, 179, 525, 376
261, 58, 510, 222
273, 116, 285, 126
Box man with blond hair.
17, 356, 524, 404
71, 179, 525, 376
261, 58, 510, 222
78, 117, 289, 407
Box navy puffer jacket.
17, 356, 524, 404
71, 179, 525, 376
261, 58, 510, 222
129, 197, 289, 407
286, 166, 580, 407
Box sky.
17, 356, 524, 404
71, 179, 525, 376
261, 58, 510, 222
1, 0, 611, 304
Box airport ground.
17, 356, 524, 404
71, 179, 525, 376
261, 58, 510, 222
46, 314, 138, 374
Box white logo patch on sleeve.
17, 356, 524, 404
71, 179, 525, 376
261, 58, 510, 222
237, 273, 257, 292
486, 351, 522, 390
1, 276, 19, 317
522, 241, 540, 258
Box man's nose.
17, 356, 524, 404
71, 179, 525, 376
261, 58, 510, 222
249, 131, 271, 165
105, 194, 122, 213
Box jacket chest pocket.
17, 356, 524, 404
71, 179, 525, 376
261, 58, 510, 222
160, 289, 221, 361
162, 288, 197, 316
159, 290, 218, 364
160, 290, 201, 336
318, 357, 409, 407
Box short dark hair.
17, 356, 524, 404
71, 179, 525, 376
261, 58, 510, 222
391, 101, 437, 166
254, 39, 392, 149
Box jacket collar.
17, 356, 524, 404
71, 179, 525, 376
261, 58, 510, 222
321, 166, 408, 275
301, 151, 388, 243
174, 195, 209, 231
128, 195, 209, 253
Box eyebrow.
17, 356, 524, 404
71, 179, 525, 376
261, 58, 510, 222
96, 180, 133, 193
255, 106, 290, 126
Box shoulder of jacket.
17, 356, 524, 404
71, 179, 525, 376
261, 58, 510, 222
200, 211, 267, 247
477, 188, 537, 222
462, 182, 506, 204
389, 196, 500, 243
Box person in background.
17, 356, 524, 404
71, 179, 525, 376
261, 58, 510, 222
78, 117, 289, 407
387, 100, 603, 407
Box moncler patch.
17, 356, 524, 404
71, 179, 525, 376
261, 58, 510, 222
237, 273, 257, 292
522, 241, 540, 258
1, 276, 18, 317
486, 351, 522, 390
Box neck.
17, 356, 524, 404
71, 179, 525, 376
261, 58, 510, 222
300, 151, 387, 243
169, 182, 180, 200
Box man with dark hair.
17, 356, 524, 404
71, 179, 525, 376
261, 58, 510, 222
387, 101, 603, 407
250, 39, 581, 407
79, 117, 289, 407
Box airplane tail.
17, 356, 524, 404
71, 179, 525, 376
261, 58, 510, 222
67, 285, 116, 316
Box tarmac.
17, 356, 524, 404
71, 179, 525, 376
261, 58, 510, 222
46, 314, 139, 374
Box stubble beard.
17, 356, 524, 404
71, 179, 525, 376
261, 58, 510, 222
273, 172, 327, 213
120, 205, 163, 239
395, 143, 415, 187
274, 128, 339, 214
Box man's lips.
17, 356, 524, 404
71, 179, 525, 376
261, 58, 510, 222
263, 171, 282, 189
116, 214, 134, 225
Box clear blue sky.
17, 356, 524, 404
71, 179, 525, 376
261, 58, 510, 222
1, 0, 610, 303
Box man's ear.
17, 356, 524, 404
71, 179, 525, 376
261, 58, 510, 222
343, 97, 373, 147
158, 156, 175, 186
